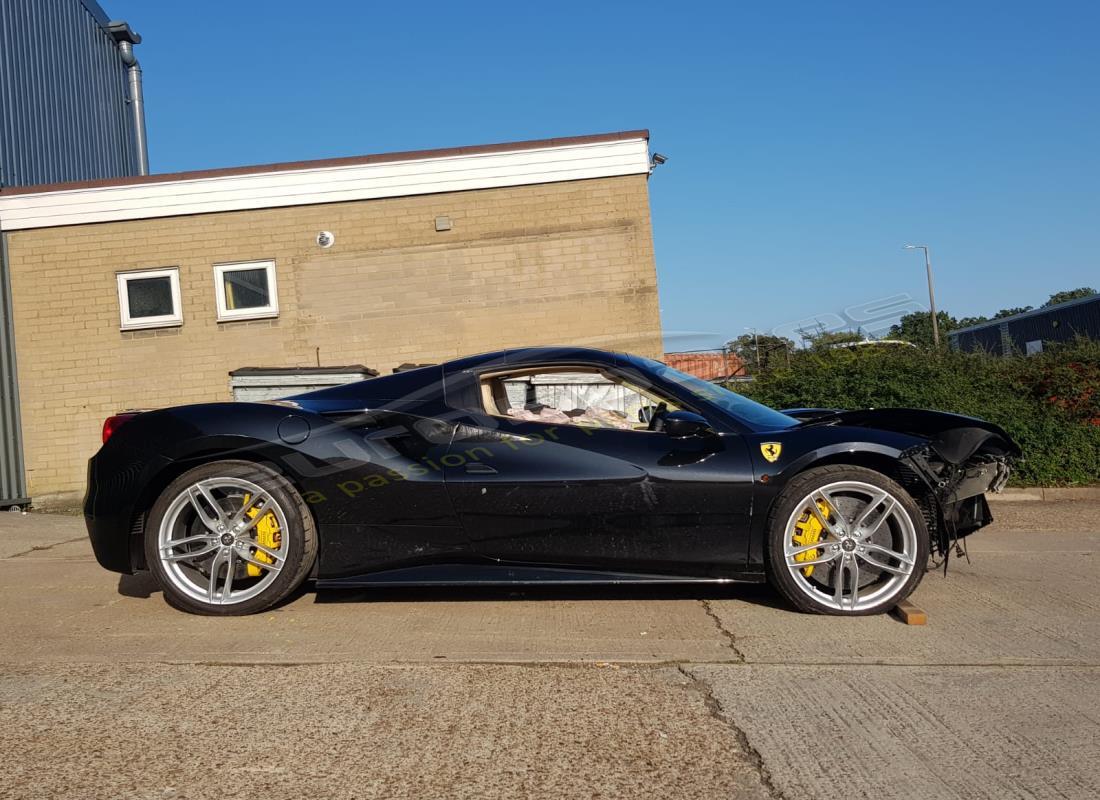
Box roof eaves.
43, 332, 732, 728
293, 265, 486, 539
78, 0, 112, 28
0, 129, 650, 198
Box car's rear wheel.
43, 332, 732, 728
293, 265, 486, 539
145, 461, 317, 616
765, 465, 928, 615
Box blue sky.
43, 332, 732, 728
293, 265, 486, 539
109, 0, 1099, 350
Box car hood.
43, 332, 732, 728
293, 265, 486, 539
799, 408, 1021, 464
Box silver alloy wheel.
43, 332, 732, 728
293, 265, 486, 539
782, 480, 918, 612
156, 477, 289, 606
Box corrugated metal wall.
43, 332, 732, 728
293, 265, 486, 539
0, 0, 140, 504
0, 234, 26, 505
951, 296, 1100, 355
952, 324, 1005, 355
1005, 298, 1100, 351
0, 0, 139, 188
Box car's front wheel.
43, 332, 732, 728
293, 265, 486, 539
766, 465, 928, 615
145, 461, 317, 615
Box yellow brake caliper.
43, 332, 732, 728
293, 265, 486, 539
791, 500, 832, 577
242, 493, 282, 577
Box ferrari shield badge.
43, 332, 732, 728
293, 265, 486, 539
760, 442, 782, 463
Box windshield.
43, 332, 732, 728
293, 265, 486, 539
635, 357, 798, 430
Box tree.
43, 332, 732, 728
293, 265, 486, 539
726, 333, 795, 372
993, 306, 1033, 319
955, 306, 1032, 329
887, 310, 958, 348
806, 329, 865, 350
956, 315, 989, 328
1045, 288, 1097, 307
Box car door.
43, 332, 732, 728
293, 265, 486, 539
298, 405, 468, 580
440, 367, 756, 577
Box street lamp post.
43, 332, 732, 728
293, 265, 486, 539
904, 244, 940, 348
744, 327, 760, 367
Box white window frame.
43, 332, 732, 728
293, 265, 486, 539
116, 267, 183, 331
213, 260, 279, 322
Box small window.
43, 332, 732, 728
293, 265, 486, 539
116, 268, 183, 330
214, 260, 279, 321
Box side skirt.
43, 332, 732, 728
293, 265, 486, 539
316, 563, 767, 589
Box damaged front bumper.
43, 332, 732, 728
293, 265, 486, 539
796, 407, 1022, 565
903, 445, 1017, 562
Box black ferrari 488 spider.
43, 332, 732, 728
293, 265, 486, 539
85, 346, 1018, 616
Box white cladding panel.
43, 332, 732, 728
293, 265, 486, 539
0, 138, 650, 232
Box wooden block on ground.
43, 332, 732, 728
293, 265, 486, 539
893, 599, 927, 625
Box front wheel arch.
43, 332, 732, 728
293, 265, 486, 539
763, 463, 931, 615
760, 450, 936, 551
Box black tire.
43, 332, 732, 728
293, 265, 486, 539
145, 460, 317, 616
765, 464, 929, 615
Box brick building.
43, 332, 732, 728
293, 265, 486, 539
0, 131, 663, 507
663, 351, 746, 381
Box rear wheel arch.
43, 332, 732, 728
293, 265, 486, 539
127, 448, 311, 570
144, 459, 318, 615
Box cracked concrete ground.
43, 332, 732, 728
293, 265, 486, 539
1, 501, 1098, 799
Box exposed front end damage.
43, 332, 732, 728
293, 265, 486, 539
900, 423, 1019, 565
800, 408, 1021, 566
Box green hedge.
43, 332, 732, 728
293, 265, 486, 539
729, 340, 1100, 486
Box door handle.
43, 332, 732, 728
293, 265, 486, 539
464, 462, 498, 475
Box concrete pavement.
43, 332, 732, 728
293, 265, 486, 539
1, 502, 1098, 799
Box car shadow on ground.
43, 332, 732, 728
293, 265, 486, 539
311, 581, 791, 610
117, 572, 792, 612
117, 571, 160, 599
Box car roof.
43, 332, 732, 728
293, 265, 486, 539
437, 346, 623, 373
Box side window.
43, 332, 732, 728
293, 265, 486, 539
481, 369, 679, 431
116, 267, 183, 330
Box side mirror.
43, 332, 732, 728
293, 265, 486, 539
663, 410, 714, 438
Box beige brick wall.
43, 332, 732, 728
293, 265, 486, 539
5, 174, 662, 505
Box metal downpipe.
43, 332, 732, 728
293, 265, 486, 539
116, 39, 148, 175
